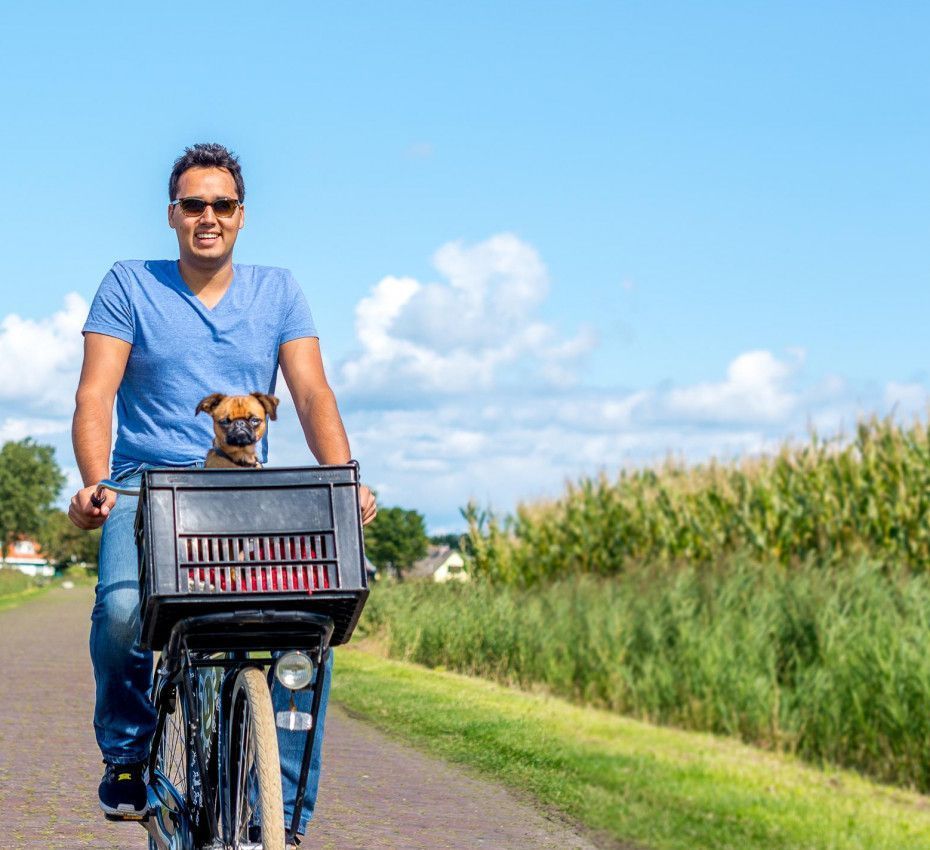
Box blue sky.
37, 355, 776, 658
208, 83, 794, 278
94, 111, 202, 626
1, 2, 928, 530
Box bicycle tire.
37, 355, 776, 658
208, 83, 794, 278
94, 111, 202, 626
227, 666, 285, 850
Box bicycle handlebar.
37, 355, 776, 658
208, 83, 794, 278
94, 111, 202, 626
91, 478, 141, 507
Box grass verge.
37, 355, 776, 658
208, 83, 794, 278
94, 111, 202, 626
0, 570, 48, 611
333, 646, 930, 850
0, 566, 94, 612
0, 584, 49, 611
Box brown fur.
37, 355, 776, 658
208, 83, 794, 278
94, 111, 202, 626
196, 392, 279, 468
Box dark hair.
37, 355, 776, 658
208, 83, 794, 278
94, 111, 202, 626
168, 143, 245, 202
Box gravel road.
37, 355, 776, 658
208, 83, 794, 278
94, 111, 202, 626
0, 586, 601, 850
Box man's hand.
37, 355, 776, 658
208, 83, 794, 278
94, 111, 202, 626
69, 485, 117, 530
360, 485, 377, 526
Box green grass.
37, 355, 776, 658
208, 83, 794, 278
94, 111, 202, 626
0, 569, 47, 610
334, 647, 930, 850
0, 565, 94, 611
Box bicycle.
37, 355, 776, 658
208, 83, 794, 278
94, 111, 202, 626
95, 464, 369, 850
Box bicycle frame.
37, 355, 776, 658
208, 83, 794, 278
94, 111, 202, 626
144, 610, 335, 850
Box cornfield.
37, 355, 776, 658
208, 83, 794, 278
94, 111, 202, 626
464, 416, 930, 583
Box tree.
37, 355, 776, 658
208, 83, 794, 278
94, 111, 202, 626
39, 508, 102, 568
0, 439, 66, 552
364, 506, 429, 580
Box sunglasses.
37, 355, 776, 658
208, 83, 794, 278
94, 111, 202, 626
170, 197, 242, 217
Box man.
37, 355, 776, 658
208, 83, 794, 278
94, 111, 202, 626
69, 142, 376, 842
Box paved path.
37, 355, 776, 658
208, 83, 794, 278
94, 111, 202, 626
0, 587, 602, 849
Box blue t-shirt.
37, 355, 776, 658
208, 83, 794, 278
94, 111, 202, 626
82, 260, 317, 476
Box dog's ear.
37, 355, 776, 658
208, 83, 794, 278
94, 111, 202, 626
251, 392, 280, 421
196, 393, 226, 416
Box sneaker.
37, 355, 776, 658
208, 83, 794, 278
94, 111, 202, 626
98, 760, 149, 819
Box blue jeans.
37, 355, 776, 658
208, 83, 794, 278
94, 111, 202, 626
91, 466, 331, 833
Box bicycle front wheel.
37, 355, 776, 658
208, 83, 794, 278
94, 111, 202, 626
226, 666, 285, 850
148, 685, 192, 850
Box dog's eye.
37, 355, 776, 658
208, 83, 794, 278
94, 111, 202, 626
249, 417, 261, 426
219, 418, 230, 426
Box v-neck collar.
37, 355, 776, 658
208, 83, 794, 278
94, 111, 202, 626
172, 260, 236, 313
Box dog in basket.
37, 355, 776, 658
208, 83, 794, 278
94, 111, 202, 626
196, 392, 279, 469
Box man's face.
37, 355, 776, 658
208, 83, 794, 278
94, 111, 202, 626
168, 166, 244, 268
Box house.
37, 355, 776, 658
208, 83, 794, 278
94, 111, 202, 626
408, 545, 468, 583
2, 537, 54, 578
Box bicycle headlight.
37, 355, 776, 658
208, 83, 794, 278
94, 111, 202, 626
274, 651, 314, 690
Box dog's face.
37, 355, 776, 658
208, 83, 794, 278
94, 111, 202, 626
196, 392, 279, 449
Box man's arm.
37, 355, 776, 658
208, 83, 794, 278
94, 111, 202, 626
68, 333, 131, 529
279, 337, 377, 524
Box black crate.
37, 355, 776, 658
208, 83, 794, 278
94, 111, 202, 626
134, 464, 369, 651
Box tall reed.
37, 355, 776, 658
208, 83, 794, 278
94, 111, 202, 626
362, 560, 930, 791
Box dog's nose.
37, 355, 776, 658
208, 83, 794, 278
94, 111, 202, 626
226, 420, 256, 446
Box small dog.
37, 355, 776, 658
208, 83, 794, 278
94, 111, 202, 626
196, 392, 279, 469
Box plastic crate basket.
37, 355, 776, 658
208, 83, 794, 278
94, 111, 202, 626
134, 465, 369, 650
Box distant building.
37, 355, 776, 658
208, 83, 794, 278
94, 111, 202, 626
2, 537, 53, 578
408, 545, 468, 583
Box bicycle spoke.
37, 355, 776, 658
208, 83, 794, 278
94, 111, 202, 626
235, 697, 253, 844
163, 707, 187, 793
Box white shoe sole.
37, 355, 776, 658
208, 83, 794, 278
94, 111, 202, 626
100, 800, 147, 821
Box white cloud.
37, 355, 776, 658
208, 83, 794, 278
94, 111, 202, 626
0, 293, 87, 415
663, 349, 803, 423
0, 417, 71, 442
0, 294, 86, 502
337, 234, 597, 399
